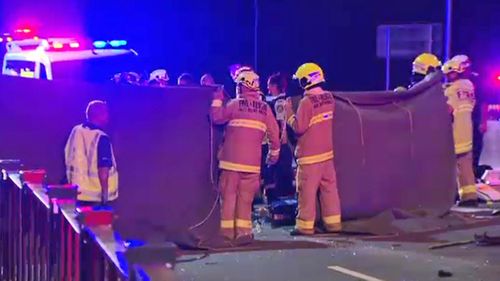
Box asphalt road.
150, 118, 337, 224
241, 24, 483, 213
175, 223, 500, 281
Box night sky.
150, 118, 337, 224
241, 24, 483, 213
1, 0, 499, 93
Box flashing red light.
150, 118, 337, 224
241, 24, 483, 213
15, 28, 32, 34
52, 42, 63, 49
33, 36, 39, 40
6, 37, 12, 42
496, 75, 500, 81
69, 42, 80, 48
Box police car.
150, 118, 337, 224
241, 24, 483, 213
2, 35, 139, 82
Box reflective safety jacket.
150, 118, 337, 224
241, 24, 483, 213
287, 91, 335, 165
267, 93, 289, 144
64, 124, 119, 201
444, 79, 476, 154
211, 92, 281, 174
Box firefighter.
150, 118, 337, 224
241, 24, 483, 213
113, 72, 141, 85
285, 63, 341, 235
410, 53, 442, 87
200, 73, 216, 86
177, 73, 195, 86
65, 100, 119, 206
443, 55, 478, 206
211, 67, 281, 245
148, 69, 169, 87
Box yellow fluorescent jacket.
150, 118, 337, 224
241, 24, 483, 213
64, 125, 119, 202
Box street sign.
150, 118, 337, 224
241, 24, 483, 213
377, 23, 443, 90
377, 24, 443, 59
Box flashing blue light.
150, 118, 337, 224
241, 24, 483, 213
125, 239, 146, 248
93, 41, 107, 49
109, 40, 128, 48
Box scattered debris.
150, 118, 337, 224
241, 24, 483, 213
438, 270, 453, 278
429, 240, 474, 250
391, 243, 401, 249
474, 232, 500, 246
325, 239, 355, 248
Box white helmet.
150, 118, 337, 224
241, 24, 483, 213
233, 67, 260, 91
442, 55, 472, 75
149, 69, 169, 82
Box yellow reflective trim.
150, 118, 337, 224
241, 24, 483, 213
323, 215, 341, 225
297, 151, 334, 165
287, 115, 296, 126
228, 119, 267, 132
211, 99, 223, 107
221, 220, 235, 229
219, 161, 261, 173
270, 149, 280, 156
235, 219, 252, 229
459, 185, 477, 196
296, 219, 314, 230
309, 111, 333, 127
455, 142, 473, 154
455, 105, 474, 113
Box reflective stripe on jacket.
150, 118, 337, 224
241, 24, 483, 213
444, 79, 475, 154
287, 92, 335, 165
211, 92, 281, 173
64, 124, 119, 201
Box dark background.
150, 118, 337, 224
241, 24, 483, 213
1, 0, 499, 94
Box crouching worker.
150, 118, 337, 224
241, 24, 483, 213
211, 67, 281, 245
286, 63, 342, 236
65, 100, 119, 207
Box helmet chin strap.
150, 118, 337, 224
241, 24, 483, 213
299, 77, 311, 89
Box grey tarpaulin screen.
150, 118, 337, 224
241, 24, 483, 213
0, 76, 222, 248
0, 72, 456, 248
332, 72, 456, 219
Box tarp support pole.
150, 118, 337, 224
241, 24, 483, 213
385, 27, 391, 91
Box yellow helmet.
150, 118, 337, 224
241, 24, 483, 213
442, 55, 471, 74
234, 67, 260, 91
293, 63, 326, 89
412, 53, 442, 75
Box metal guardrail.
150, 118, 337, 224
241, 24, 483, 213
0, 171, 172, 281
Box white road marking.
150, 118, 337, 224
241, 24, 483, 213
328, 265, 386, 281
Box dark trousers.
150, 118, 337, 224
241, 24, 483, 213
262, 144, 295, 202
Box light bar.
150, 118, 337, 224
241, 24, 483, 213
93, 41, 107, 49
52, 42, 63, 49
15, 29, 31, 34
109, 40, 127, 47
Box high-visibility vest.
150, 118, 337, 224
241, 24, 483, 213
64, 124, 119, 202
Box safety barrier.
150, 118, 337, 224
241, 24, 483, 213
0, 170, 171, 281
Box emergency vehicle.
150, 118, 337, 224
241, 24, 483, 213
2, 34, 139, 82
